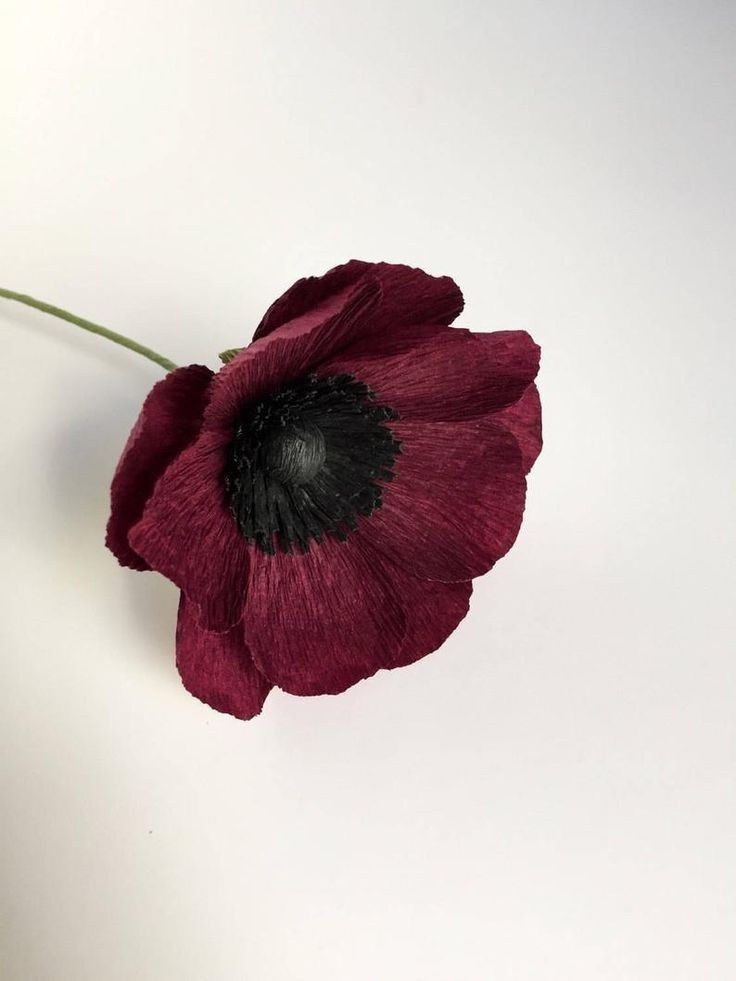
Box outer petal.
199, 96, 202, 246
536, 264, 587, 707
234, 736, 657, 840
176, 594, 271, 720
253, 260, 371, 340
375, 554, 473, 668
491, 382, 542, 475
253, 260, 464, 348
244, 537, 406, 696
129, 432, 249, 632
203, 277, 381, 433
321, 327, 540, 422
106, 365, 213, 570
360, 419, 527, 582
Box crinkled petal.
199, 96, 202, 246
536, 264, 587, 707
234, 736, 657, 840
244, 537, 406, 696
253, 260, 371, 340
375, 554, 473, 668
321, 327, 540, 422
203, 277, 381, 433
360, 419, 526, 582
491, 382, 543, 475
176, 594, 271, 720
253, 260, 464, 348
129, 432, 249, 631
106, 365, 213, 570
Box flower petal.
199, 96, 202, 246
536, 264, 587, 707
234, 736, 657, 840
322, 327, 540, 422
360, 419, 527, 582
106, 365, 213, 570
376, 554, 473, 668
253, 260, 464, 346
244, 537, 406, 696
491, 382, 543, 474
351, 261, 464, 343
203, 277, 381, 433
176, 594, 271, 720
129, 432, 249, 631
253, 260, 371, 340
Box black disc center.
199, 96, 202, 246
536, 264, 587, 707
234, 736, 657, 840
223, 373, 400, 554
264, 421, 326, 485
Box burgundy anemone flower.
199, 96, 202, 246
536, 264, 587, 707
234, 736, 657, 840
106, 260, 542, 720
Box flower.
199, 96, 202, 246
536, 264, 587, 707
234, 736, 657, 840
106, 260, 542, 720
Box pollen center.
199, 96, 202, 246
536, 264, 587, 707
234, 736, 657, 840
223, 373, 400, 554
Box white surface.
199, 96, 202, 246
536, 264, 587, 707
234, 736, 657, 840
1, 2, 734, 979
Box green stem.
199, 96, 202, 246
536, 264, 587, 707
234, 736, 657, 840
0, 287, 178, 372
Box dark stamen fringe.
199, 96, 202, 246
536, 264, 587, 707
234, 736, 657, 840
223, 373, 401, 554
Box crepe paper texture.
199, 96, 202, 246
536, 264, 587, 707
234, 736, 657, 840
105, 260, 542, 720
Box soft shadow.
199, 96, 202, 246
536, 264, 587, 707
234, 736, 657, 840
46, 371, 178, 673
125, 573, 180, 675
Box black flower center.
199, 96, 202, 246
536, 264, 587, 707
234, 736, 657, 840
223, 373, 401, 554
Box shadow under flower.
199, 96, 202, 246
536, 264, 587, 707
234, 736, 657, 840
46, 370, 178, 678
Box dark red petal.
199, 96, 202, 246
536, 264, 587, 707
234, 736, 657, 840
491, 382, 543, 474
361, 419, 527, 582
203, 277, 381, 433
253, 260, 463, 345
376, 554, 473, 668
176, 594, 271, 720
244, 537, 406, 696
106, 365, 213, 570
129, 432, 249, 631
253, 260, 370, 340
353, 262, 463, 346
321, 327, 540, 422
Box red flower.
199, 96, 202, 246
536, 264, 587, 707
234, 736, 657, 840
106, 261, 541, 720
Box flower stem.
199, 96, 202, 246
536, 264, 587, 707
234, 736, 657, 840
0, 287, 178, 372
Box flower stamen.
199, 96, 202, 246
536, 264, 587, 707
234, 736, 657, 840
223, 373, 401, 554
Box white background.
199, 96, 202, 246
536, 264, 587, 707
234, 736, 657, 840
1, 2, 734, 979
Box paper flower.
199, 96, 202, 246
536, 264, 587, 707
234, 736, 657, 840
0, 263, 541, 721
102, 261, 541, 719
